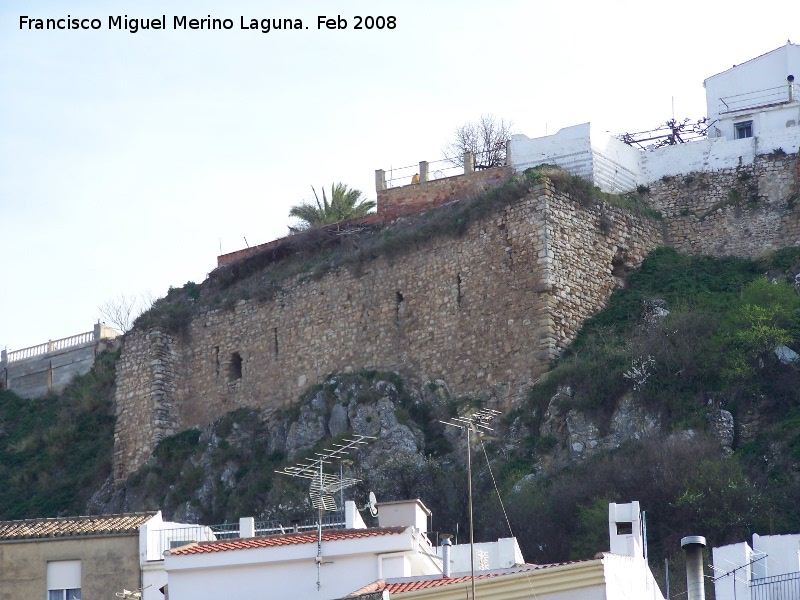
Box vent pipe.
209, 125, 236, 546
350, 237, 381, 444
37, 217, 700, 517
441, 534, 452, 578
789, 75, 795, 102
681, 535, 707, 600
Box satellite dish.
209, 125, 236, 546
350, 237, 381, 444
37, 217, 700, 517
368, 491, 379, 517
433, 170, 445, 179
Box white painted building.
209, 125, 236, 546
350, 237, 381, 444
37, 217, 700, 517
346, 501, 664, 600
713, 533, 800, 600
705, 42, 800, 142
508, 43, 800, 193
163, 500, 443, 600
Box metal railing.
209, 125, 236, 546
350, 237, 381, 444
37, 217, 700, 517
718, 84, 797, 114
255, 512, 346, 535
5, 331, 95, 363
751, 571, 800, 600
148, 513, 347, 560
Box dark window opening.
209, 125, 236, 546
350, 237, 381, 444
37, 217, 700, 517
273, 328, 279, 358
456, 274, 463, 307
734, 120, 753, 139
229, 352, 243, 381
616, 522, 633, 535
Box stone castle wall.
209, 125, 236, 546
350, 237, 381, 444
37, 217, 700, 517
113, 156, 800, 480
113, 181, 662, 480
647, 153, 799, 257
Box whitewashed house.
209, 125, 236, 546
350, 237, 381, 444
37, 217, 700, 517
508, 42, 800, 193
345, 501, 665, 600
713, 533, 800, 600
705, 41, 800, 142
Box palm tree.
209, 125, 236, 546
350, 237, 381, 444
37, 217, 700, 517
289, 183, 376, 231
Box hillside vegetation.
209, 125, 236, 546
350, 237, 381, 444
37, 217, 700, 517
0, 350, 118, 519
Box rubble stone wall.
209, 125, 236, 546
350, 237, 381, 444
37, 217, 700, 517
113, 181, 662, 480
646, 153, 799, 257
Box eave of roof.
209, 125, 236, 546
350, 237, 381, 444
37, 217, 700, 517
0, 512, 157, 540
167, 526, 409, 556
349, 559, 605, 599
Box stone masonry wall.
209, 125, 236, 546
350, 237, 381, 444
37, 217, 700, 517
113, 182, 662, 480
647, 153, 800, 257
377, 167, 512, 222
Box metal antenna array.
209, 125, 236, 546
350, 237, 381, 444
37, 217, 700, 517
276, 435, 375, 591
440, 408, 501, 599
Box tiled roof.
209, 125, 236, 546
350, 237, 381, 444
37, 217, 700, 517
168, 526, 409, 555
349, 561, 595, 596
0, 513, 156, 540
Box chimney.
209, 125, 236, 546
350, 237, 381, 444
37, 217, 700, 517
682, 535, 707, 600
789, 75, 795, 102
441, 535, 452, 578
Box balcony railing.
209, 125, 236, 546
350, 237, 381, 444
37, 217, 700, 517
718, 84, 797, 115
5, 331, 95, 363
751, 571, 800, 600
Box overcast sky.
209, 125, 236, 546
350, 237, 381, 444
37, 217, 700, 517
0, 0, 795, 351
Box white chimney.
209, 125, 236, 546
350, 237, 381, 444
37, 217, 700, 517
441, 535, 452, 578
608, 501, 643, 558
682, 535, 707, 600
376, 499, 431, 533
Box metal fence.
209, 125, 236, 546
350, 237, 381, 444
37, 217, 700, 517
751, 571, 800, 600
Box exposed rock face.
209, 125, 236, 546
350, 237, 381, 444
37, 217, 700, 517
707, 408, 735, 453
539, 390, 662, 462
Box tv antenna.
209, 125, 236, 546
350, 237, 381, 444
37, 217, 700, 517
276, 435, 375, 591
441, 407, 501, 599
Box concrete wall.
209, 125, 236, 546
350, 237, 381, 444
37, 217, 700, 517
113, 182, 662, 480
0, 535, 140, 600
1, 324, 120, 399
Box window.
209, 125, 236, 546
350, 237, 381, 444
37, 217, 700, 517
47, 560, 81, 600
48, 590, 81, 600
734, 120, 753, 139
228, 352, 242, 381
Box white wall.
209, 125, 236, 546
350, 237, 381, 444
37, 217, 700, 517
712, 541, 752, 600
165, 529, 441, 600
509, 123, 595, 182
446, 537, 524, 573
753, 533, 800, 577
603, 553, 665, 600
509, 121, 800, 193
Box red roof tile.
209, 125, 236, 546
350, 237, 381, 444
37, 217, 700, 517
168, 526, 409, 555
0, 513, 156, 540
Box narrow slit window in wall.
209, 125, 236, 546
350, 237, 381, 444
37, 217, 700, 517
273, 328, 279, 357
229, 352, 243, 381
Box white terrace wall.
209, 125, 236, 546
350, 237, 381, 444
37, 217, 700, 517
1, 324, 121, 399
509, 123, 642, 194
509, 122, 800, 193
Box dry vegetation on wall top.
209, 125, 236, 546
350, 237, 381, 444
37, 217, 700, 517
133, 166, 662, 334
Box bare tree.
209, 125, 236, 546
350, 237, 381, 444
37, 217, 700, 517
442, 115, 513, 170
98, 291, 155, 333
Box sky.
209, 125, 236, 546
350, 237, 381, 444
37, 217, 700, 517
0, 0, 795, 351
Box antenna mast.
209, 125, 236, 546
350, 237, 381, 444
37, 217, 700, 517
440, 408, 500, 599
276, 435, 375, 592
